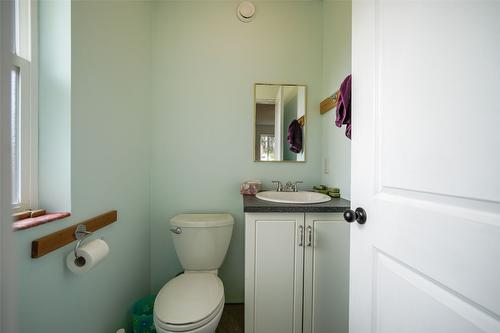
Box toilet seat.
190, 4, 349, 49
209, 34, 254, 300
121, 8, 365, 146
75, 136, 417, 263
154, 297, 224, 332
154, 272, 224, 332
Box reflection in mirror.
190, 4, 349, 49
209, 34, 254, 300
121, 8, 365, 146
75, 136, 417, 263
254, 84, 306, 162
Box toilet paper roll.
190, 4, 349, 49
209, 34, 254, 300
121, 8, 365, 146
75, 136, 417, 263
66, 238, 109, 274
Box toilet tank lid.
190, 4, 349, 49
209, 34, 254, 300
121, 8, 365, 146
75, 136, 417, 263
170, 213, 234, 228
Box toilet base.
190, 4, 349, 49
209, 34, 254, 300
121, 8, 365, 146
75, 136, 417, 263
154, 303, 224, 333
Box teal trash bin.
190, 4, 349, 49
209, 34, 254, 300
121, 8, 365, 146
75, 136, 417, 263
132, 295, 156, 333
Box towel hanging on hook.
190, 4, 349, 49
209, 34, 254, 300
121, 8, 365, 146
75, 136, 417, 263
335, 74, 352, 139
287, 119, 303, 153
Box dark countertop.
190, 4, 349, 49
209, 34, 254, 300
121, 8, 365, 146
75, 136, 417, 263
243, 194, 351, 213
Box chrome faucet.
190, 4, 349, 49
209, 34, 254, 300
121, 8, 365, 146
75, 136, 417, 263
284, 181, 303, 192
273, 180, 303, 192
272, 180, 284, 192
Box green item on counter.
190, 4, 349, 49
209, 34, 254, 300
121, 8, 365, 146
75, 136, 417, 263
329, 192, 341, 198
313, 185, 327, 191
328, 187, 340, 193
319, 189, 329, 194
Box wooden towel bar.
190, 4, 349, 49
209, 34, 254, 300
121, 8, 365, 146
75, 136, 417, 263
31, 210, 118, 258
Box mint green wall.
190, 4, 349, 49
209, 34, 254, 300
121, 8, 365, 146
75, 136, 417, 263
321, 0, 352, 199
319, 2, 352, 331
150, 1, 323, 301
38, 0, 71, 212
15, 1, 151, 332
15, 1, 352, 331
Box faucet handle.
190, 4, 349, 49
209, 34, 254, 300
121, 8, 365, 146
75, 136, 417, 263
293, 181, 303, 192
272, 180, 283, 192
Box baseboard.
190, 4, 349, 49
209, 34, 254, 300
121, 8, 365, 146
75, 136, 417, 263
225, 298, 244, 304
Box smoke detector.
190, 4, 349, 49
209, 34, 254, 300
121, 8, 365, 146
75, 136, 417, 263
237, 2, 256, 23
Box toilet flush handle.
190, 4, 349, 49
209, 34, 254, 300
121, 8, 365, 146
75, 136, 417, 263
169, 227, 182, 235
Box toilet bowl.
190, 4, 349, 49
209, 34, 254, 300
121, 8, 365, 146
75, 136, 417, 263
154, 272, 225, 333
154, 214, 234, 333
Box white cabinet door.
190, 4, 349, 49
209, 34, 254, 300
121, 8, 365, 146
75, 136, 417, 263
351, 1, 500, 332
245, 213, 304, 333
303, 213, 350, 333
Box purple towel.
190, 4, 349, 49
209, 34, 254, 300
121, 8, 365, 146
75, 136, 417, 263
335, 74, 352, 139
287, 119, 303, 153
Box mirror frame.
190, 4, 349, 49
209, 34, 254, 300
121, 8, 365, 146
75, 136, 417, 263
253, 83, 307, 163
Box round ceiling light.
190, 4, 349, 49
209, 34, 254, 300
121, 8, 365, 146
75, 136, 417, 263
237, 1, 256, 23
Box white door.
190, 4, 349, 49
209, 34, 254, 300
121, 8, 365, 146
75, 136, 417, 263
303, 213, 349, 333
245, 213, 304, 333
351, 1, 500, 333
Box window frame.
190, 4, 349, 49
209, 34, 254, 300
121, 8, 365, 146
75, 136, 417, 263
11, 0, 38, 212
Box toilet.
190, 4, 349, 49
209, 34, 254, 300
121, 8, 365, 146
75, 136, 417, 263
154, 213, 234, 333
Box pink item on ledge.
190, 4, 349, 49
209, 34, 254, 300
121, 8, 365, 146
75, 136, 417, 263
13, 212, 71, 231
240, 180, 262, 195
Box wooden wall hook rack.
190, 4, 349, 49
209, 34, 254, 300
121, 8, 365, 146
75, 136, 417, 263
320, 90, 340, 114
31, 210, 118, 258
297, 115, 305, 127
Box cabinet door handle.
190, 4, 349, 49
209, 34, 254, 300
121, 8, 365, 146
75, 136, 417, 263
306, 226, 312, 247
298, 225, 304, 247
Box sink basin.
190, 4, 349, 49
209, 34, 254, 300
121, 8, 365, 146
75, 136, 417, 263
255, 191, 332, 204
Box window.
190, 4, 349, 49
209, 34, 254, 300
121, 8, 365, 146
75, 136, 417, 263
11, 0, 37, 212
259, 134, 275, 161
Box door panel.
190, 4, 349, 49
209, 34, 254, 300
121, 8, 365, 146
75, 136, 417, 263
378, 2, 500, 203
374, 197, 500, 316
304, 214, 349, 333
245, 213, 304, 333
351, 1, 500, 332
374, 251, 497, 333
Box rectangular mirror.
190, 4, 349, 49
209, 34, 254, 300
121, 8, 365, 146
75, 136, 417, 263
254, 84, 306, 162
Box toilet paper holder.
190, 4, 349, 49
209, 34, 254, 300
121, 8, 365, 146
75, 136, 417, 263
74, 224, 93, 258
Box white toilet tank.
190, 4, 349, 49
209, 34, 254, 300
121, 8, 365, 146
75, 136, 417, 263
170, 214, 234, 271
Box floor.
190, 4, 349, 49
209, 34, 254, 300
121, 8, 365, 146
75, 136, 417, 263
216, 303, 244, 333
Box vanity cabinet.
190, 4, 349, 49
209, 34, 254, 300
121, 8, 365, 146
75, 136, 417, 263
245, 212, 350, 333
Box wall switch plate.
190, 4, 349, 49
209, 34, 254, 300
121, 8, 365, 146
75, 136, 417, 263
323, 158, 329, 174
